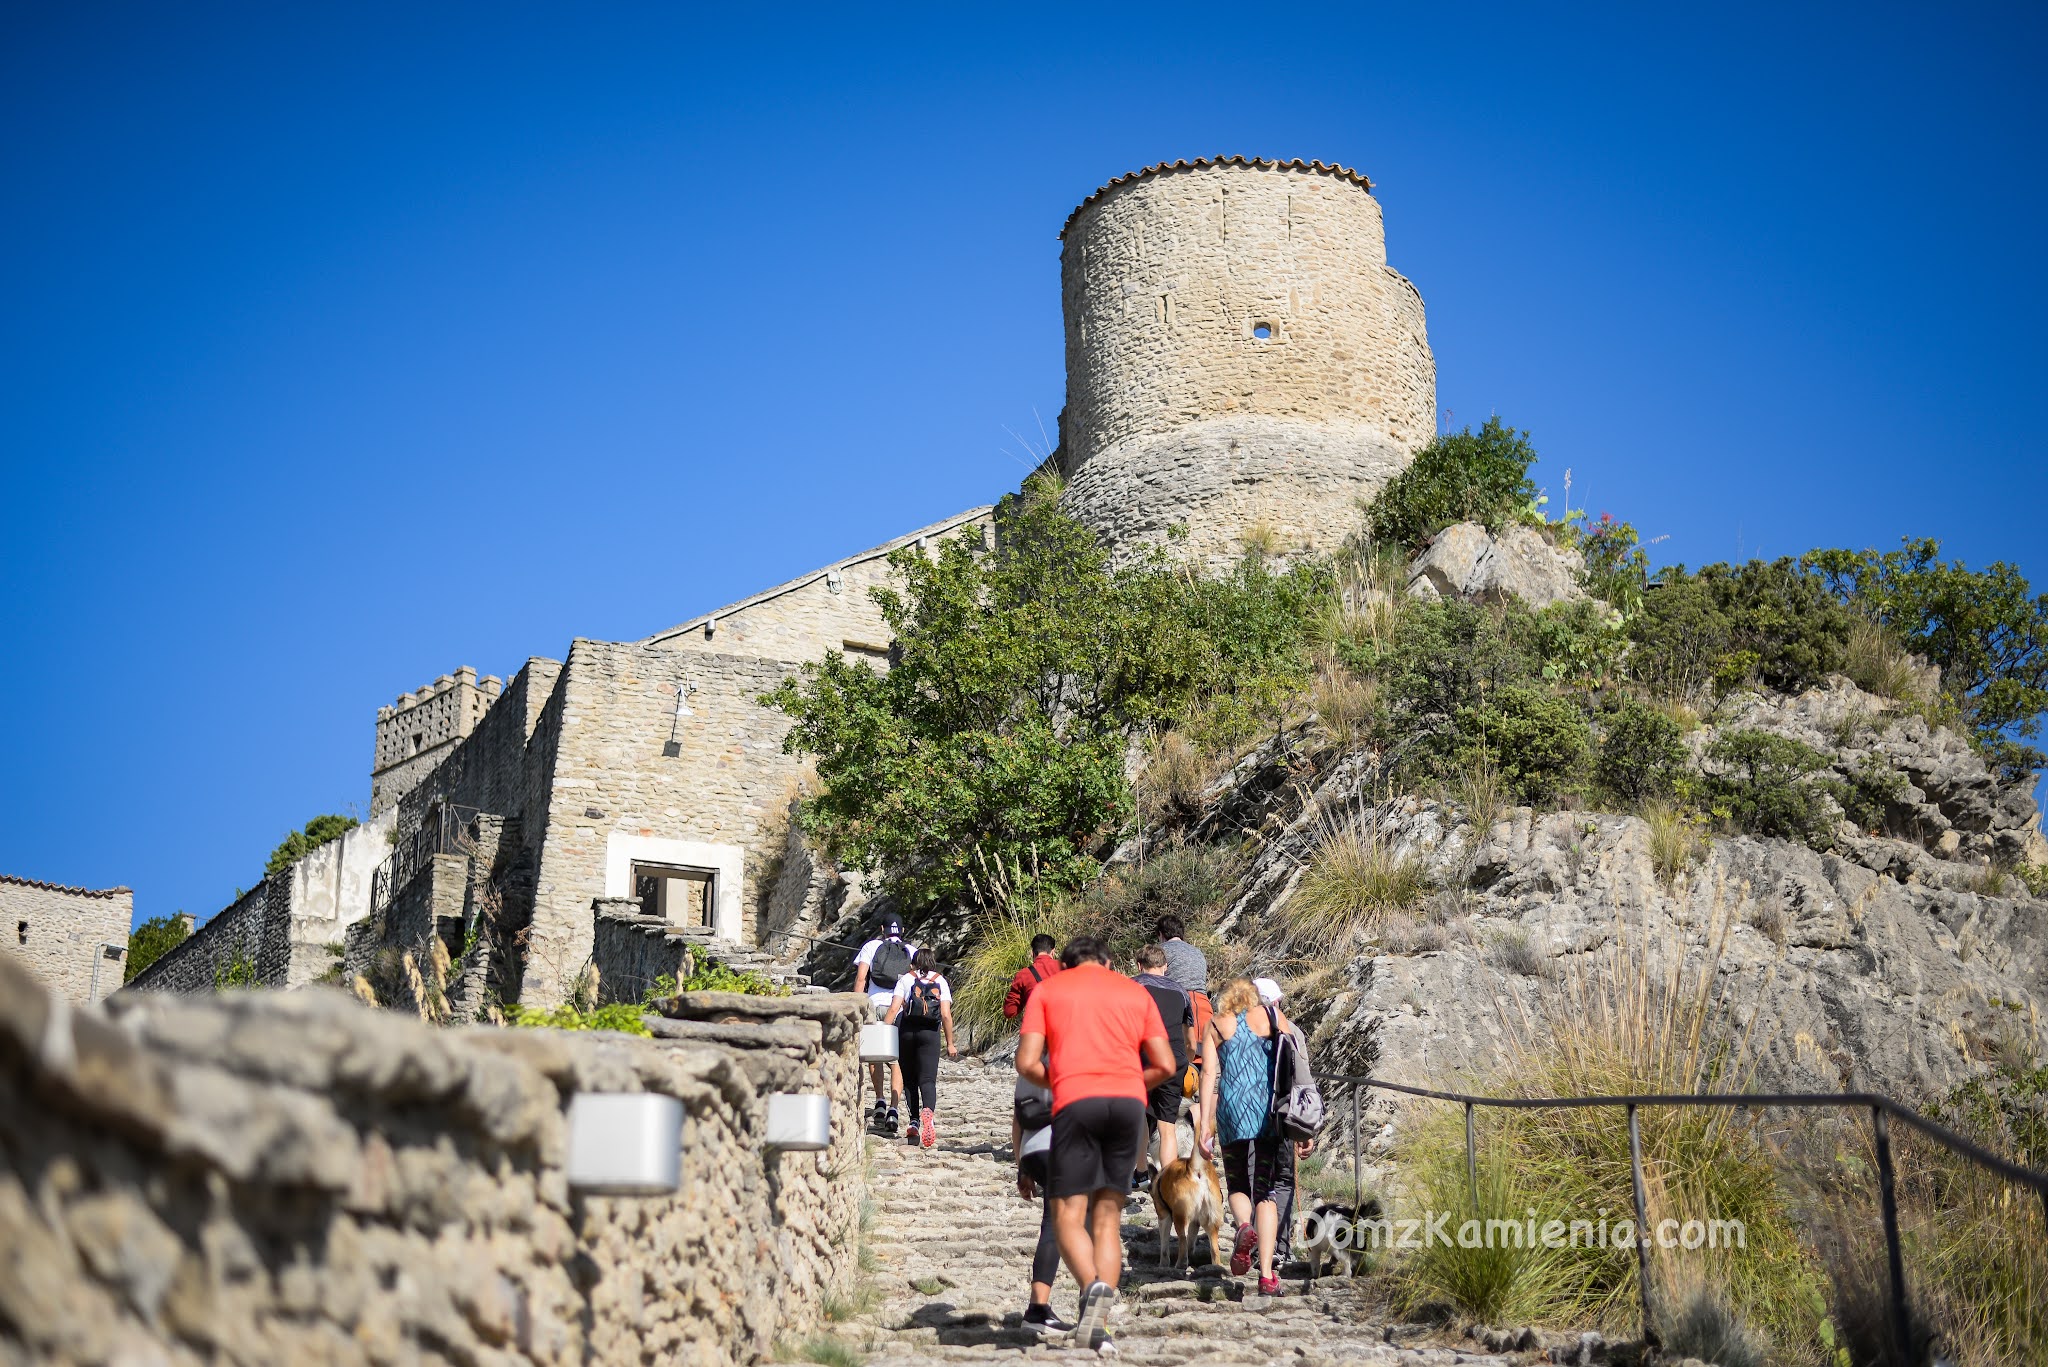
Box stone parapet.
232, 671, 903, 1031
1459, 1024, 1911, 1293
0, 954, 869, 1365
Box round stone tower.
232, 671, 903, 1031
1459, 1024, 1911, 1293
1057, 156, 1435, 566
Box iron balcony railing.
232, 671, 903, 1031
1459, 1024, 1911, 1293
1322, 1074, 2048, 1357
368, 804, 488, 916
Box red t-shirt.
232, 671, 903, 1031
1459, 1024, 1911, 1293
1019, 962, 1168, 1114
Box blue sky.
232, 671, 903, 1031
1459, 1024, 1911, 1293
3, 4, 2043, 926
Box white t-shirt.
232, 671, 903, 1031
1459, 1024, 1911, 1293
890, 970, 952, 1005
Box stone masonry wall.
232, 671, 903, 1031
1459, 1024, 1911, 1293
0, 875, 132, 1004
0, 953, 872, 1366
641, 508, 993, 664
1058, 158, 1436, 566
523, 644, 803, 1006
372, 667, 506, 816
126, 883, 274, 994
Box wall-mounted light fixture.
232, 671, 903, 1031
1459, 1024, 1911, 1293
825, 570, 843, 595
703, 617, 717, 640
565, 1092, 684, 1196
858, 1022, 899, 1063
663, 678, 698, 757
764, 1093, 831, 1152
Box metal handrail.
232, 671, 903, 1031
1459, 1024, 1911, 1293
1323, 1073, 2048, 1356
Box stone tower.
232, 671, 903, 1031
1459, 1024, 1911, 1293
1057, 156, 1436, 566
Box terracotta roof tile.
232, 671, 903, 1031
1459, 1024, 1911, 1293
1062, 156, 1374, 238
0, 871, 131, 899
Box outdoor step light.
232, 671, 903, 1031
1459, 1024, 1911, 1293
764, 1093, 831, 1151
565, 1092, 684, 1196
858, 1022, 899, 1062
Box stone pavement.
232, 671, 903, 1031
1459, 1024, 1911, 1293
849, 1057, 1525, 1366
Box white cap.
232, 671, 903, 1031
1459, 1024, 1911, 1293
1253, 977, 1283, 1004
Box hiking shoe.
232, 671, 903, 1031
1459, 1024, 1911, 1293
1230, 1224, 1256, 1277
919, 1107, 936, 1149
885, 1105, 899, 1132
1257, 1275, 1281, 1297
870, 1098, 888, 1129
1021, 1304, 1072, 1333
1075, 1280, 1116, 1352
1095, 1333, 1118, 1358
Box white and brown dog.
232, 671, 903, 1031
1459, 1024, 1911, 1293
1150, 1152, 1227, 1270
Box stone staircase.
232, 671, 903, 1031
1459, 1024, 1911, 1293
849, 1057, 1534, 1365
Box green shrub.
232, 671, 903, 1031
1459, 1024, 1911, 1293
1579, 512, 1651, 616
1839, 754, 1906, 834
1366, 417, 1540, 548
1458, 684, 1591, 804
124, 913, 191, 983
680, 957, 788, 996
1630, 560, 1853, 702
1702, 729, 1840, 849
213, 951, 259, 990
1596, 698, 1688, 805
266, 814, 359, 876
506, 1000, 652, 1035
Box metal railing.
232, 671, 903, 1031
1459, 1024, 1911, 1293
1324, 1073, 2048, 1355
369, 804, 489, 915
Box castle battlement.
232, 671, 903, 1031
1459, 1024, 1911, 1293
370, 666, 504, 815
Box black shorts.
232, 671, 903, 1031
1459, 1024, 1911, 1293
1147, 1079, 1184, 1130
1223, 1132, 1295, 1207
1050, 1097, 1146, 1198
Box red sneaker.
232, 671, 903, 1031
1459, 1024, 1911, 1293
919, 1107, 936, 1149
1230, 1224, 1256, 1277
1258, 1275, 1281, 1297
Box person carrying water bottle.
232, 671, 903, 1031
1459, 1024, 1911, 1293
884, 948, 958, 1148
854, 915, 918, 1133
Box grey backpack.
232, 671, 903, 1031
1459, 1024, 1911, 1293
1266, 1006, 1325, 1140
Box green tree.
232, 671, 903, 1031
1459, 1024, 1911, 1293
1366, 416, 1540, 548
124, 913, 190, 983
764, 480, 1215, 908
1806, 538, 2048, 780
266, 814, 359, 876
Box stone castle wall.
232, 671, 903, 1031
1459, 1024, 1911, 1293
0, 875, 132, 1004
1058, 158, 1436, 566
0, 954, 871, 1366
641, 508, 993, 664
127, 814, 397, 996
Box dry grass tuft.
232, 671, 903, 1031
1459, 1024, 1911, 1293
1448, 746, 1506, 834
1139, 729, 1227, 821
1642, 800, 1705, 889
1312, 662, 1379, 747
1844, 619, 1935, 707
1282, 810, 1431, 950
1240, 520, 1284, 558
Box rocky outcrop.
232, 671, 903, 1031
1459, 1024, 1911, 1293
1166, 676, 2047, 1187
0, 954, 870, 1366
1406, 521, 1585, 609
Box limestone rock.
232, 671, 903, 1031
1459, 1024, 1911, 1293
1407, 521, 1585, 609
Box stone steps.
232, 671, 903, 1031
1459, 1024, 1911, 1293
843, 1058, 1530, 1365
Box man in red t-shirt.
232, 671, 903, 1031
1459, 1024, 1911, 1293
1018, 935, 1175, 1354
1002, 934, 1062, 1019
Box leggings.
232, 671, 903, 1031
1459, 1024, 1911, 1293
899, 1026, 941, 1114
1020, 1150, 1060, 1287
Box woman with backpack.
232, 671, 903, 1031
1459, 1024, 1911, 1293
1194, 976, 1300, 1297
884, 949, 958, 1148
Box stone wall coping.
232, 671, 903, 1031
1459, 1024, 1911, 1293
1062, 155, 1375, 237
653, 991, 870, 1046
0, 871, 131, 898
640, 505, 994, 647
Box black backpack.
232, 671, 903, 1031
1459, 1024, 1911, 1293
903, 975, 945, 1027
869, 937, 913, 991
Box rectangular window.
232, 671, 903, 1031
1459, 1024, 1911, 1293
631, 863, 718, 931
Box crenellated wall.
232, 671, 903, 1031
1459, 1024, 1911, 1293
0, 953, 871, 1366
